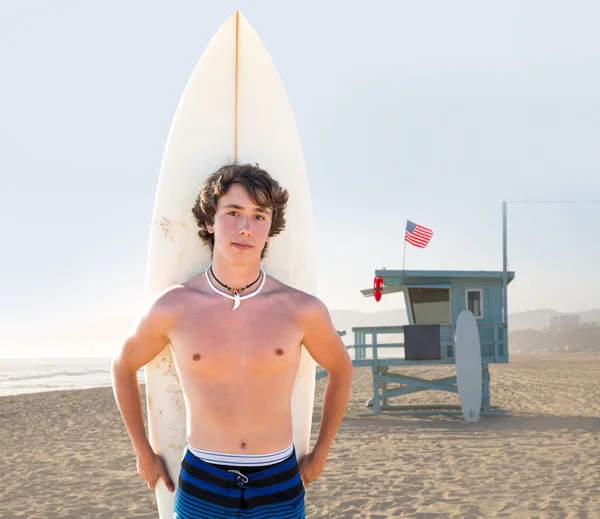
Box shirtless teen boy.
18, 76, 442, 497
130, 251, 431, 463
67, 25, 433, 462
111, 163, 353, 518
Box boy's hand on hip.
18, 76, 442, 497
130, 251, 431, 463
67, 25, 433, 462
136, 450, 175, 492
298, 451, 326, 486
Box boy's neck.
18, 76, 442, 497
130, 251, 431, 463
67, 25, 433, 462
209, 258, 263, 292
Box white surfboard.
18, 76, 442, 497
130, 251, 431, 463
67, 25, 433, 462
455, 310, 483, 423
144, 11, 317, 518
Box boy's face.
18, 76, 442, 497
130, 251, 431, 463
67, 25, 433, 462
206, 184, 272, 261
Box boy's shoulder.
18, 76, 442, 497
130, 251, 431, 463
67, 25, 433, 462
141, 283, 192, 322
266, 275, 329, 317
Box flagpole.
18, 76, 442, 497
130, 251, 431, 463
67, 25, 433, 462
502, 201, 508, 326
402, 220, 407, 273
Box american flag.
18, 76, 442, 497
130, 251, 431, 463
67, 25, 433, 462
405, 220, 433, 248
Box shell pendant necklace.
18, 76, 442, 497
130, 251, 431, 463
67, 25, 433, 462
205, 266, 266, 310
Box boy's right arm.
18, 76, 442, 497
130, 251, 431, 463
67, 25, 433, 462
110, 288, 182, 491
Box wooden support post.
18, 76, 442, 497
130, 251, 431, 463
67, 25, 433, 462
372, 331, 378, 361
377, 365, 390, 410
493, 325, 499, 362
372, 330, 380, 413
482, 363, 491, 413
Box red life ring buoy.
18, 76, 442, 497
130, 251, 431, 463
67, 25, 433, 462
373, 276, 383, 302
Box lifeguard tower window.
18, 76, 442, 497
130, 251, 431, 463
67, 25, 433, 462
407, 287, 451, 324
466, 289, 483, 318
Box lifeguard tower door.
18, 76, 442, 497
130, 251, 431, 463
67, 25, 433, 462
458, 283, 492, 357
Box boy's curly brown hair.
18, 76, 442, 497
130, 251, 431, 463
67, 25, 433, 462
191, 164, 289, 259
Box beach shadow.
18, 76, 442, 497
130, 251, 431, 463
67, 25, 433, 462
338, 414, 600, 434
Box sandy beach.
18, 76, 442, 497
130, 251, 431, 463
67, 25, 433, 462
1, 353, 599, 518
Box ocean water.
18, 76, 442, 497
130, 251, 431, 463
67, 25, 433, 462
0, 357, 145, 397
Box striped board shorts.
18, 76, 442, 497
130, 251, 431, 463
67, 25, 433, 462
173, 445, 306, 518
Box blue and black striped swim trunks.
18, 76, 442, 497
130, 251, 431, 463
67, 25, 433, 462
173, 446, 305, 518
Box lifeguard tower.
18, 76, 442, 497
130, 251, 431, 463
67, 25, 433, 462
330, 269, 515, 416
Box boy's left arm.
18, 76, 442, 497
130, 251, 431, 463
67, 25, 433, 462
298, 297, 354, 485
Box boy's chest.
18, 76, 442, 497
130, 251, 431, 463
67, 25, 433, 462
170, 302, 304, 373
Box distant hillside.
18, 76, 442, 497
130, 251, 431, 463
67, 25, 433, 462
509, 308, 600, 331
508, 309, 562, 331
509, 323, 600, 353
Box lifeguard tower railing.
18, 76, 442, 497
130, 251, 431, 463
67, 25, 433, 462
352, 322, 508, 362
318, 322, 508, 416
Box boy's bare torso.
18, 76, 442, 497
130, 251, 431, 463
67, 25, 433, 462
166, 273, 307, 455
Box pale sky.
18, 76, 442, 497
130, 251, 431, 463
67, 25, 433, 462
1, 1, 600, 356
